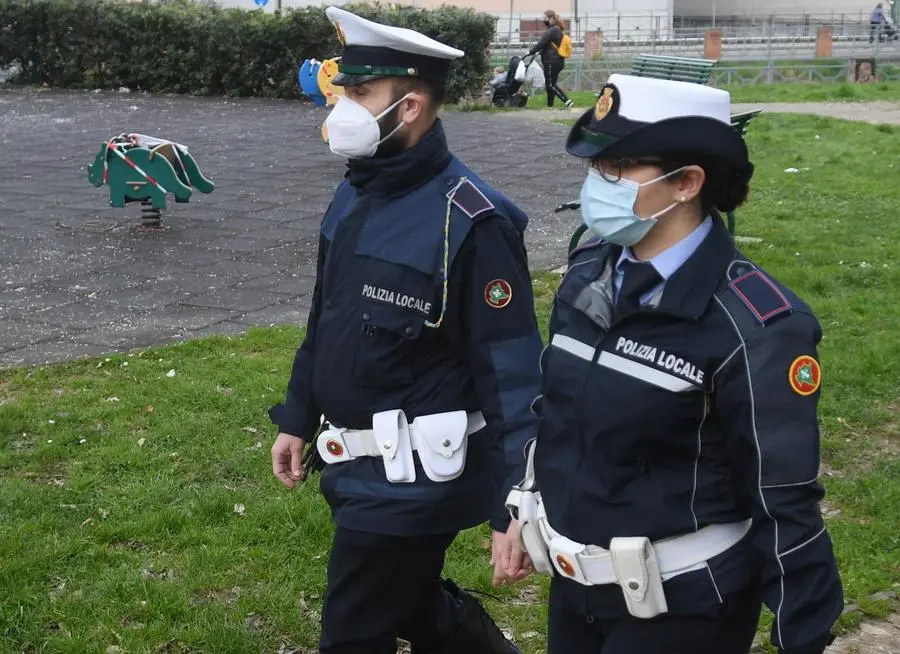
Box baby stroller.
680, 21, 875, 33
491, 55, 534, 108
885, 15, 898, 40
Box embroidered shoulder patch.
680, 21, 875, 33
449, 179, 494, 219
789, 355, 821, 396
484, 279, 513, 308
729, 270, 792, 325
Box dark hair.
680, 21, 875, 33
658, 155, 750, 214
392, 77, 446, 109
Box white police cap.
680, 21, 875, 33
566, 73, 751, 179
325, 6, 464, 86
606, 74, 731, 125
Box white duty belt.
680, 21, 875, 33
505, 439, 753, 619
317, 409, 486, 484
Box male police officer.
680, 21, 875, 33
268, 7, 542, 654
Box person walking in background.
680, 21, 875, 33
870, 2, 885, 42
528, 9, 573, 109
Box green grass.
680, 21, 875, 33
2, 113, 900, 652
532, 81, 900, 110
455, 79, 900, 113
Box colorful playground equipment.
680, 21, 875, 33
298, 57, 344, 108
87, 133, 215, 227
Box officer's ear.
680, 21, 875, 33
673, 165, 705, 204
397, 91, 429, 125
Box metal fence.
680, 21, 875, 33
496, 10, 900, 43
545, 58, 900, 92
493, 11, 900, 62
491, 24, 900, 61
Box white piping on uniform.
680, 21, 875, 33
550, 335, 700, 393
711, 344, 743, 392
761, 477, 819, 489
714, 294, 786, 647
598, 351, 696, 393
551, 334, 596, 361
705, 563, 724, 603
689, 393, 707, 533
701, 344, 743, 536
779, 526, 826, 558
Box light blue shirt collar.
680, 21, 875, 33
614, 216, 713, 300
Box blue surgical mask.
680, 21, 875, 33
579, 167, 683, 246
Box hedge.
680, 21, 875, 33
0, 0, 497, 103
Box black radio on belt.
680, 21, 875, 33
301, 423, 328, 478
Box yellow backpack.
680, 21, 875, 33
553, 32, 573, 58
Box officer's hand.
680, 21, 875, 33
271, 432, 306, 489
490, 527, 532, 588
490, 530, 513, 588
503, 520, 534, 581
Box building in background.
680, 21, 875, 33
213, 0, 892, 42
215, 0, 673, 41
675, 0, 886, 22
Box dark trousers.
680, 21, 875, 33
319, 527, 458, 654
544, 60, 569, 106
547, 576, 764, 654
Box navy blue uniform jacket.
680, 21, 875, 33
270, 120, 543, 536
533, 218, 843, 652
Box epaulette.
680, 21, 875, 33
448, 178, 495, 220
569, 235, 605, 259
726, 260, 792, 326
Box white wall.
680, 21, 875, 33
674, 0, 881, 20
216, 0, 675, 41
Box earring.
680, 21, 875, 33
679, 197, 686, 202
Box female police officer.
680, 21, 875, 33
501, 74, 844, 653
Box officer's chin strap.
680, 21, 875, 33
425, 176, 467, 330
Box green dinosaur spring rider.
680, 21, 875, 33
87, 133, 215, 227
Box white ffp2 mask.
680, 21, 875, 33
324, 93, 411, 159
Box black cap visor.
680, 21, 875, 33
566, 107, 649, 159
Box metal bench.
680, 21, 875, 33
630, 53, 718, 85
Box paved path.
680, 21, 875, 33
732, 100, 900, 125
5, 89, 895, 369
0, 89, 584, 367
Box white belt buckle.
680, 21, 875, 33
548, 534, 590, 585
317, 429, 351, 463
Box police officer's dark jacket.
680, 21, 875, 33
532, 216, 843, 651
270, 120, 543, 536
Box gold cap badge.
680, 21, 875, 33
594, 87, 614, 121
